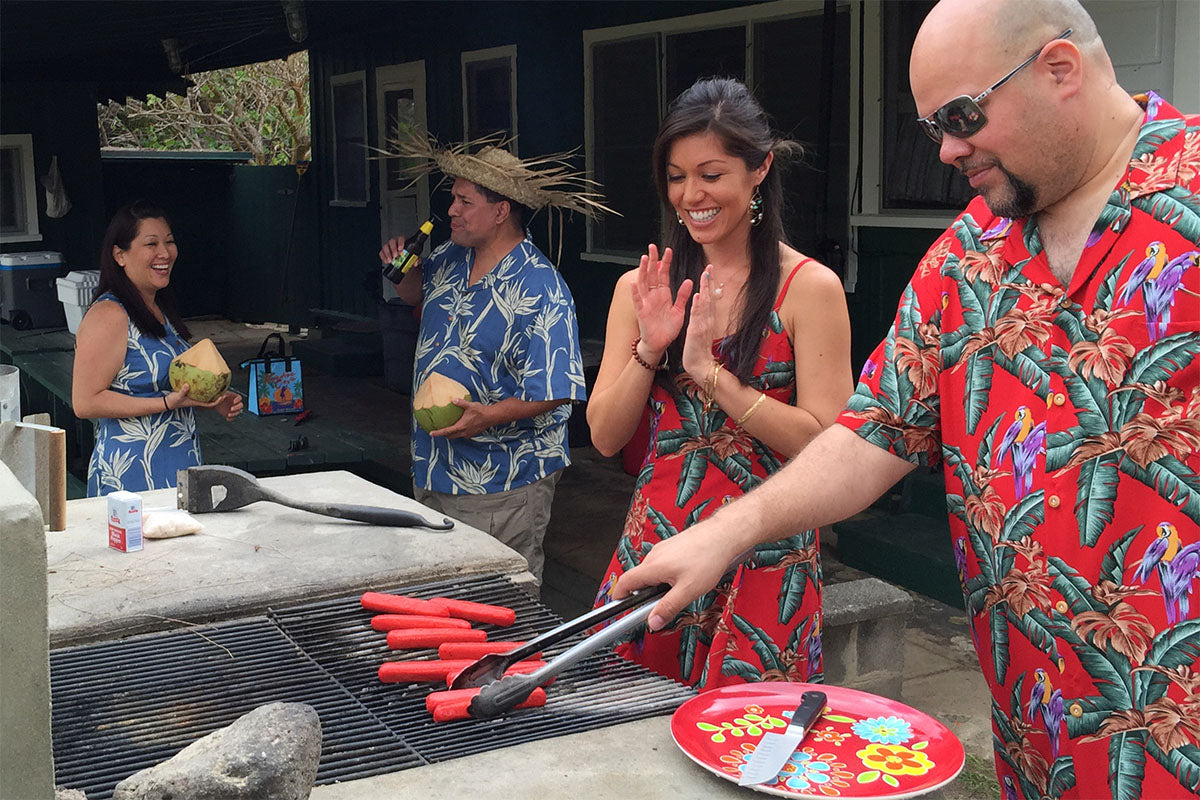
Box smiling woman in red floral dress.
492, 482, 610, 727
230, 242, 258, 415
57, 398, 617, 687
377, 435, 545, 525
586, 78, 853, 689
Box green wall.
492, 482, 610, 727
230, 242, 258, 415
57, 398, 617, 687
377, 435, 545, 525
0, 81, 106, 273
846, 226, 942, 374
99, 159, 319, 328
306, 1, 749, 329
228, 165, 319, 326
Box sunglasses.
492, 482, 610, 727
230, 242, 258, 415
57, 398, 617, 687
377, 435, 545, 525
917, 28, 1072, 143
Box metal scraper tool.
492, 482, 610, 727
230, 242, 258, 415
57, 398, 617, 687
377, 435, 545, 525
176, 465, 454, 529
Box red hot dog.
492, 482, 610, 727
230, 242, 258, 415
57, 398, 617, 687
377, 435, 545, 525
428, 597, 516, 627
361, 592, 449, 617
372, 614, 471, 632
430, 688, 547, 721
378, 659, 475, 683
386, 628, 488, 650
437, 641, 535, 660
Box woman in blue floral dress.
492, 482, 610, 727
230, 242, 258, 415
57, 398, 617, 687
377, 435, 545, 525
72, 200, 242, 496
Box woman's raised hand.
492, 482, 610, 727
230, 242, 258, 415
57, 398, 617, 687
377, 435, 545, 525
630, 245, 693, 360
682, 266, 717, 378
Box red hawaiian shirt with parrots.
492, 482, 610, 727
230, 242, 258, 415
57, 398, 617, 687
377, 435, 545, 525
838, 93, 1199, 798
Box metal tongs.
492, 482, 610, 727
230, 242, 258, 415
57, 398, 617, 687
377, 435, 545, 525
457, 583, 671, 719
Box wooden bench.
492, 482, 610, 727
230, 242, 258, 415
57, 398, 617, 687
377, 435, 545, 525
0, 326, 77, 361
10, 349, 397, 491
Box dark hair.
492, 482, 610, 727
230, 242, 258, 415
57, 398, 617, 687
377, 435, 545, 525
474, 182, 531, 230
653, 77, 799, 383
93, 200, 190, 340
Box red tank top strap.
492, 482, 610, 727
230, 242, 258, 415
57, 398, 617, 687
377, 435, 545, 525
774, 259, 814, 310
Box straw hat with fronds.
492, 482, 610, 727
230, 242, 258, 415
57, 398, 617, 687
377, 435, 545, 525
382, 129, 618, 228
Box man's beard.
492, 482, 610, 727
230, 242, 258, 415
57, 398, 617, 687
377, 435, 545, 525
978, 163, 1038, 219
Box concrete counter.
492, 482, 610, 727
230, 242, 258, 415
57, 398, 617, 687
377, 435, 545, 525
47, 471, 530, 646
310, 715, 745, 800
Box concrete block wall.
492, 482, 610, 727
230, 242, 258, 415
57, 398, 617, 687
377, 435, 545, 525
0, 462, 55, 799
822, 577, 913, 700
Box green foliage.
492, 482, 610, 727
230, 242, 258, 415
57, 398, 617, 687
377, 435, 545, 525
97, 52, 311, 166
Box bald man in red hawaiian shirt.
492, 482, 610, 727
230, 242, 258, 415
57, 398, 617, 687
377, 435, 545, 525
615, 1, 1199, 797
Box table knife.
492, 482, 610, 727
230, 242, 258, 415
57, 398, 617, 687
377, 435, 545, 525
737, 690, 827, 786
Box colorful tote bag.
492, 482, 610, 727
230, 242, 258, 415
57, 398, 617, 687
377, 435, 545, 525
241, 333, 304, 416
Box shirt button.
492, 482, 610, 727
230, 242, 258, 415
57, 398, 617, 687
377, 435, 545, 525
1053, 393, 1066, 406
1048, 495, 1061, 508
1060, 298, 1073, 309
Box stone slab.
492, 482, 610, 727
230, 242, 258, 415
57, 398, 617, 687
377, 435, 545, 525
823, 576, 913, 628
46, 471, 529, 646
0, 463, 55, 799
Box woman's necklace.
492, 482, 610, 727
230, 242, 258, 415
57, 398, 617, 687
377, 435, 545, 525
707, 257, 748, 300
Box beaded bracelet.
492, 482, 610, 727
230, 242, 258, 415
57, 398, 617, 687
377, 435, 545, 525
631, 337, 665, 371
735, 393, 767, 426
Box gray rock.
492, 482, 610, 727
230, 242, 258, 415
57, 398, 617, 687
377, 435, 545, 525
112, 702, 322, 800
55, 789, 88, 800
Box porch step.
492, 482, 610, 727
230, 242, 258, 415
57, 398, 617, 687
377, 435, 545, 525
823, 578, 913, 700
833, 512, 963, 609
903, 469, 948, 517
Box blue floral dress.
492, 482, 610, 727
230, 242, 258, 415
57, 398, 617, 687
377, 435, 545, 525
86, 293, 202, 496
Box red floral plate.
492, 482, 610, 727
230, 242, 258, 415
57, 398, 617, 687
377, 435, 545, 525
671, 683, 964, 799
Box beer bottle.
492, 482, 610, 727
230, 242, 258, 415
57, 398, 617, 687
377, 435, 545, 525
382, 220, 434, 284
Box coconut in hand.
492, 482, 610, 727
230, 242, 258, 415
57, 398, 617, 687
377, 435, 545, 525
169, 339, 232, 402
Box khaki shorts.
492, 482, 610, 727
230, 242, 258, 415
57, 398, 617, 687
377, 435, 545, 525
414, 469, 562, 589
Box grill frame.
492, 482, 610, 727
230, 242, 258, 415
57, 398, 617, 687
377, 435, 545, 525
51, 574, 696, 799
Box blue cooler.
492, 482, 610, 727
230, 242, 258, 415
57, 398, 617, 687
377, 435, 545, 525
0, 251, 66, 330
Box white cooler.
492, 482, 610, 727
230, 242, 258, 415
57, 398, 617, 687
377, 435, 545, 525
56, 270, 101, 334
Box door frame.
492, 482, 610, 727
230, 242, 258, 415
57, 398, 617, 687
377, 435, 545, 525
374, 59, 430, 254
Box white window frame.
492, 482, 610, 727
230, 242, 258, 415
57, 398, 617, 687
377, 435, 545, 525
0, 134, 42, 243
461, 45, 518, 153
330, 70, 368, 207
581, 0, 828, 264
849, 2, 956, 231
849, 0, 1199, 231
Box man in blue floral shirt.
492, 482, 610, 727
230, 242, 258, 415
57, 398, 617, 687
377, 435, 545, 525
382, 144, 610, 588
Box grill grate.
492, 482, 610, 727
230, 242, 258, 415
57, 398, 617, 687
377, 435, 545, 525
51, 574, 695, 798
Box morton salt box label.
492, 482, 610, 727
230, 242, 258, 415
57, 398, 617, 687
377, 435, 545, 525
107, 490, 143, 552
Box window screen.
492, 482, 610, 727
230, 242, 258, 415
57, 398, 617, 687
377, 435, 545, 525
881, 1, 972, 209
591, 36, 660, 253
333, 78, 367, 202
465, 56, 514, 147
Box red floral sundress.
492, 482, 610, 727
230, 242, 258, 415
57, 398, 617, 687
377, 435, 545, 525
596, 261, 823, 689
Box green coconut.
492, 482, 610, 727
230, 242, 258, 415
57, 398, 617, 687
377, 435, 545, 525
413, 372, 471, 432
168, 338, 232, 403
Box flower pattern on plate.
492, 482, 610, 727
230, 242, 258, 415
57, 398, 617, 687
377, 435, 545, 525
855, 742, 935, 789
675, 683, 962, 797
851, 715, 914, 745
778, 748, 855, 795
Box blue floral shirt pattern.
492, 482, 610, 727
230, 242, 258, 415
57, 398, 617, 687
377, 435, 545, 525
412, 238, 586, 494
86, 293, 201, 496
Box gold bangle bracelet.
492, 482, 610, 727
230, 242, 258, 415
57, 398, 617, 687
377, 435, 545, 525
735, 392, 767, 426
709, 361, 723, 398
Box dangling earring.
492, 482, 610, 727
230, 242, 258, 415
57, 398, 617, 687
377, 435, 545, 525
749, 186, 764, 226
676, 211, 685, 225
